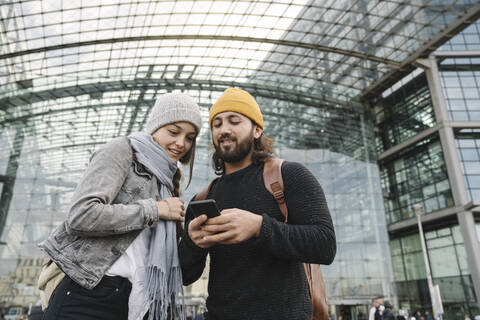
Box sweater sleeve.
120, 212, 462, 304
256, 161, 336, 265
178, 201, 209, 285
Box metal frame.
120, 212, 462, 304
363, 3, 480, 100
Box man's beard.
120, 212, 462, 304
214, 132, 254, 163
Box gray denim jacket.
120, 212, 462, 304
39, 137, 161, 290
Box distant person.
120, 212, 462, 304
38, 92, 203, 320
409, 310, 416, 320
370, 296, 385, 320
397, 309, 406, 320
382, 301, 395, 320
425, 311, 434, 320
415, 311, 422, 320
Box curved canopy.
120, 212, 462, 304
1, 0, 480, 178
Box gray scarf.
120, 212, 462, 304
128, 132, 185, 320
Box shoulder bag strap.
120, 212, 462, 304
263, 157, 288, 222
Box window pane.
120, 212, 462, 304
429, 247, 460, 277
404, 252, 427, 280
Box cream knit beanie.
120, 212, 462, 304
146, 92, 202, 134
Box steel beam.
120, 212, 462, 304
0, 35, 399, 67
433, 50, 480, 58
0, 79, 363, 111
377, 125, 439, 161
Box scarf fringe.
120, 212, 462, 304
144, 266, 186, 320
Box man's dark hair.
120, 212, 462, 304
212, 121, 275, 175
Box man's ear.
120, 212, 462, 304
253, 125, 263, 139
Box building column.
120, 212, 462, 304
418, 56, 480, 304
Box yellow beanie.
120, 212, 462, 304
209, 88, 264, 129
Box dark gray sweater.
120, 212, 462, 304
178, 161, 336, 320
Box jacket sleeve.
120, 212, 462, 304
255, 161, 336, 265
65, 137, 159, 237
178, 203, 208, 286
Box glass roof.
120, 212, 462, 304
1, 0, 480, 185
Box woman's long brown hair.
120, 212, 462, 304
172, 138, 197, 196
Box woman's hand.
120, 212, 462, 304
157, 197, 185, 222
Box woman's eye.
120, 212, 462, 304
169, 130, 178, 135
187, 136, 194, 142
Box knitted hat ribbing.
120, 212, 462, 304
146, 92, 202, 134
209, 88, 264, 129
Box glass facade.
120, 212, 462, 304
380, 134, 453, 224
276, 147, 393, 302
438, 20, 480, 202
455, 129, 480, 202
382, 16, 480, 320
391, 225, 478, 319
374, 72, 436, 154
439, 20, 480, 51
440, 58, 480, 121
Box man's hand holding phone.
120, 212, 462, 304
188, 199, 222, 248
201, 208, 263, 244
187, 199, 263, 248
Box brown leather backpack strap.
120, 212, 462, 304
194, 178, 219, 201
303, 263, 314, 296
263, 158, 288, 222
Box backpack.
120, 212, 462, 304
194, 157, 329, 320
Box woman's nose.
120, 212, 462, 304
175, 137, 185, 148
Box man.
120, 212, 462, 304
178, 87, 336, 320
369, 296, 385, 320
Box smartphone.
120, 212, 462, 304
189, 199, 221, 219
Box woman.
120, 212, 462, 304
39, 92, 202, 320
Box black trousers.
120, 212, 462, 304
42, 275, 131, 320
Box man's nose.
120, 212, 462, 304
218, 123, 232, 134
